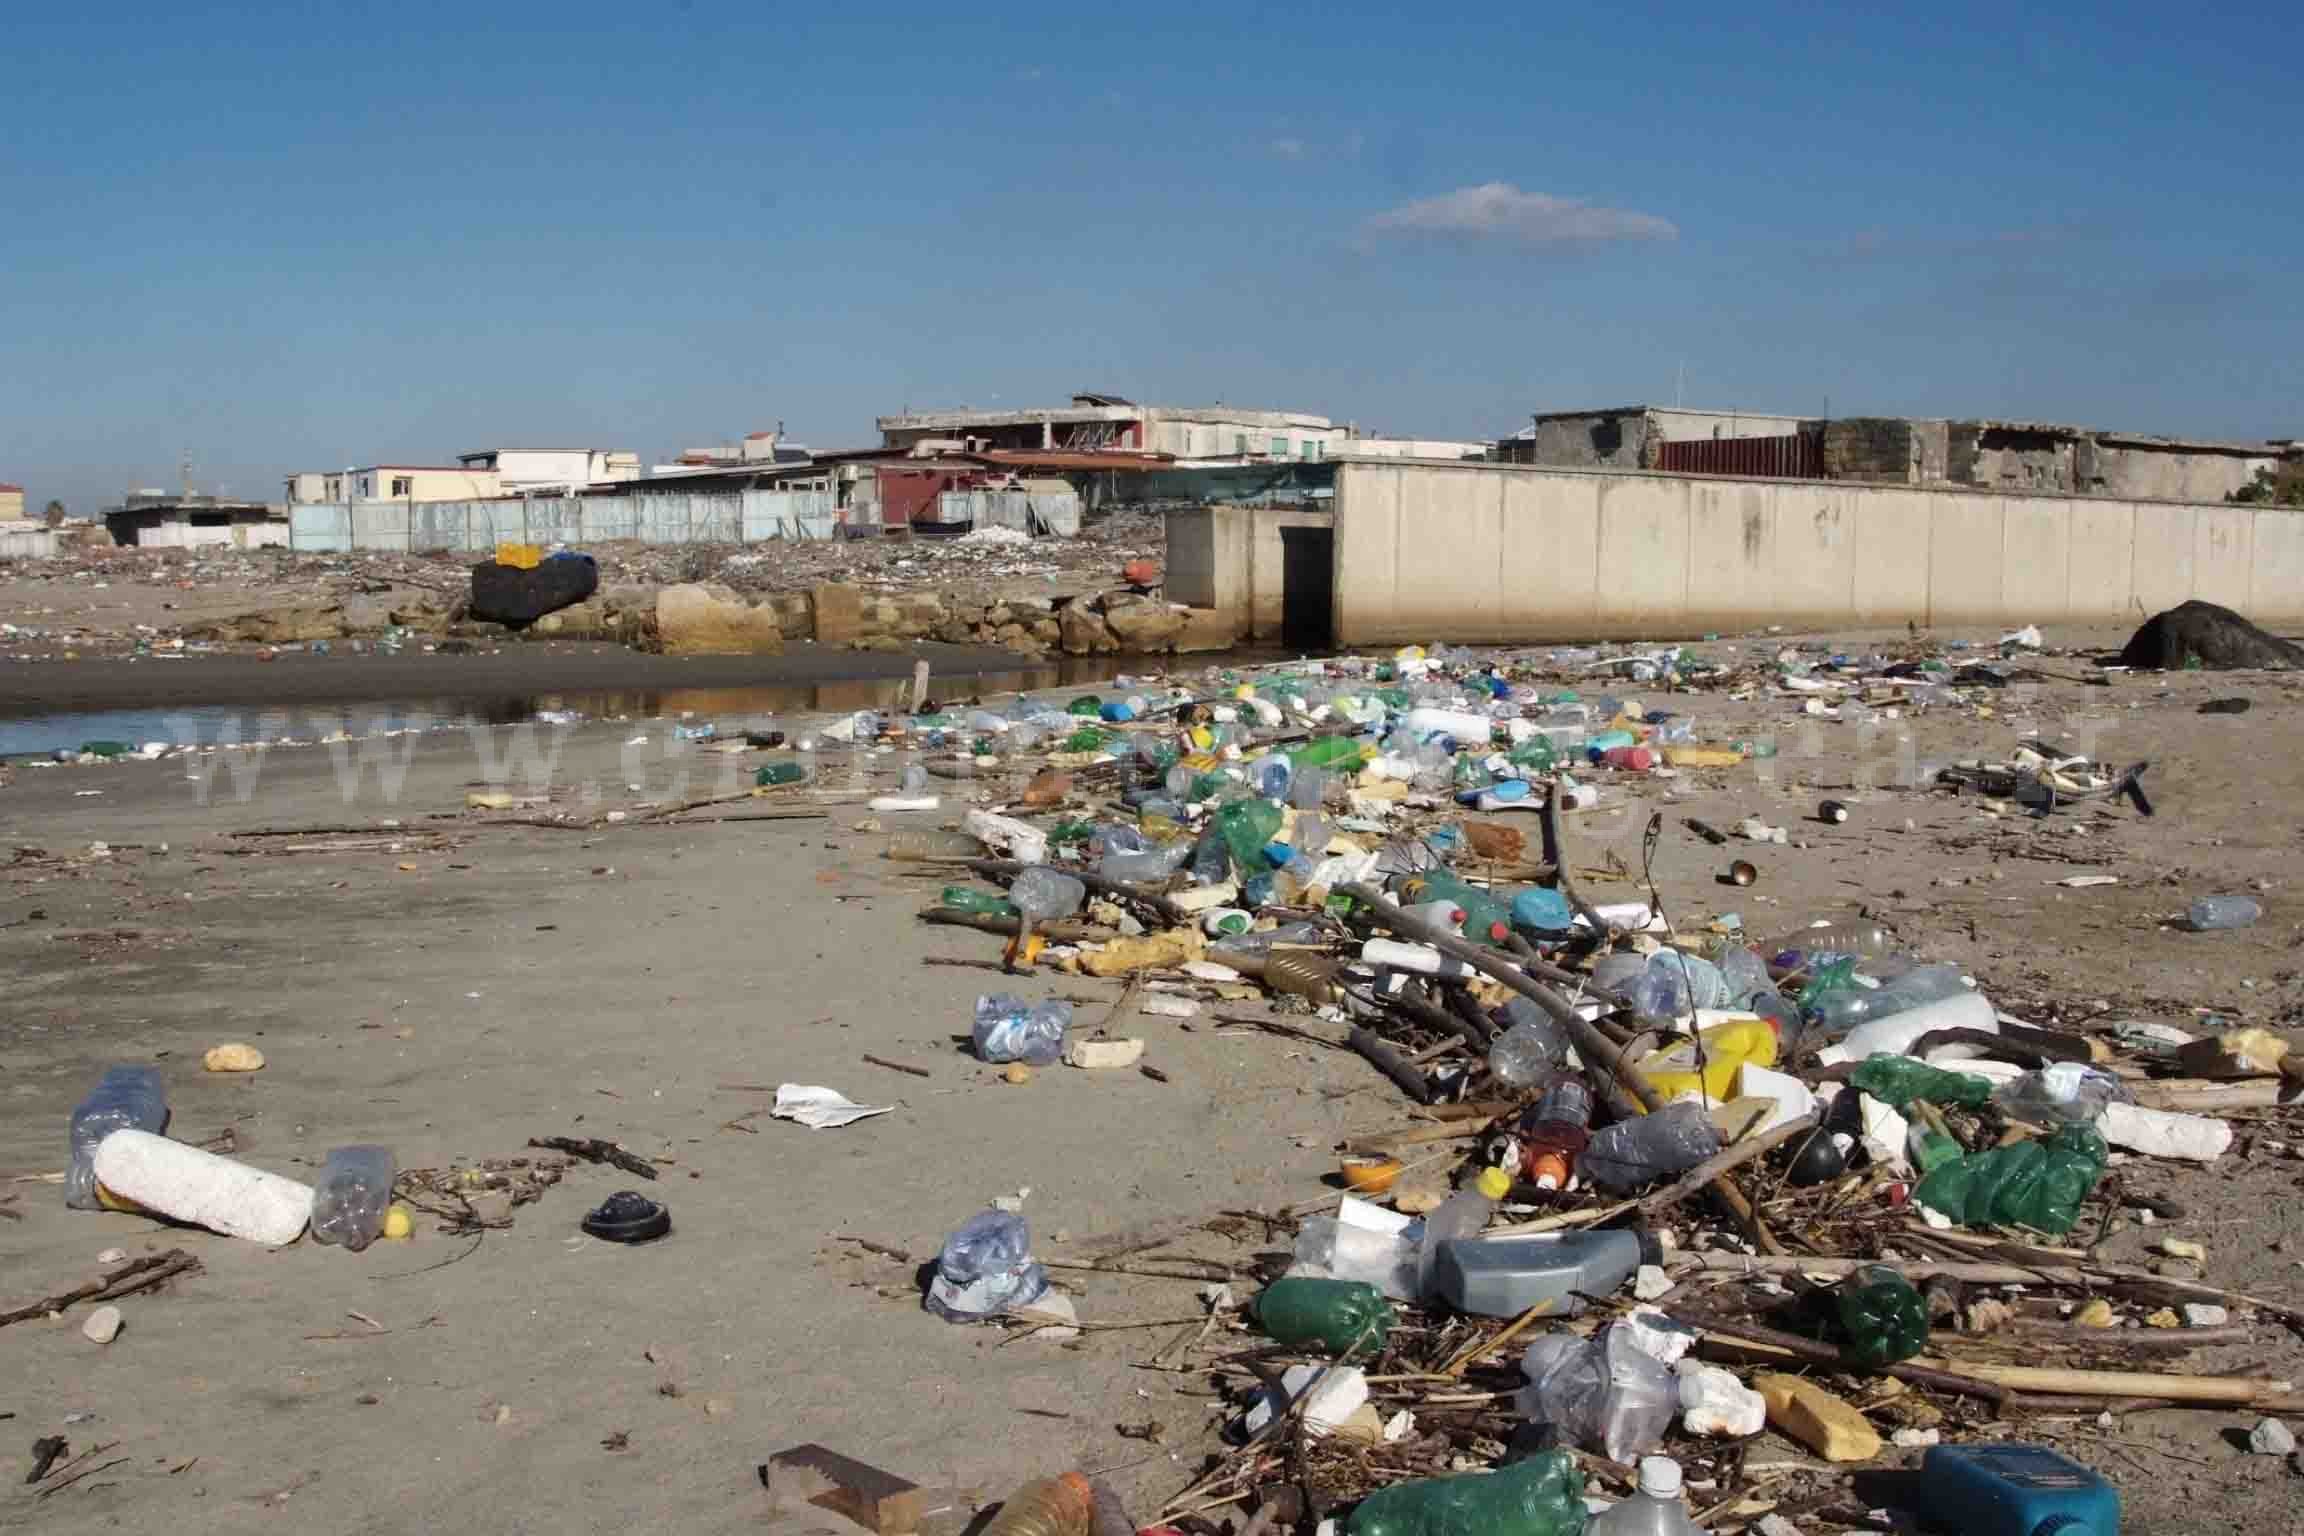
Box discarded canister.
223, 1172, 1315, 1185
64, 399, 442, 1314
1724, 860, 1758, 887
1818, 799, 1850, 824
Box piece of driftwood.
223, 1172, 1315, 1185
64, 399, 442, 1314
0, 1248, 201, 1330
526, 1136, 658, 1180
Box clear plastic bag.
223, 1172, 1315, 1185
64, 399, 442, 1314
1993, 1062, 2134, 1125
972, 995, 1071, 1065
1515, 1324, 1676, 1462
924, 1210, 1050, 1322
1581, 1103, 1722, 1193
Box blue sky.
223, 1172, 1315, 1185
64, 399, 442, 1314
3, 0, 2297, 512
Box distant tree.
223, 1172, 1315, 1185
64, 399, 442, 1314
41, 499, 65, 526
2230, 463, 2304, 507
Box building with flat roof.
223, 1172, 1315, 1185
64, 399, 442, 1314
289, 465, 503, 504
104, 492, 288, 549
0, 484, 22, 522
457, 448, 640, 496
878, 395, 1347, 462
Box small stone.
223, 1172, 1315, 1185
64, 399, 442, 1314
2182, 1303, 2229, 1327
1063, 1037, 1146, 1070
202, 1042, 264, 1073
703, 1397, 732, 1418
490, 1404, 513, 1426
1892, 1427, 1941, 1448
2251, 1418, 2297, 1456
1633, 1264, 1673, 1301
1001, 1063, 1034, 1085
2155, 1237, 2206, 1263
2073, 1298, 2117, 1328
82, 1305, 122, 1344
95, 1248, 128, 1265
2144, 1307, 2182, 1328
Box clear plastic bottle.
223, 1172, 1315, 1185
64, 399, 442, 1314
309, 1145, 396, 1251
2186, 895, 2261, 931
1807, 962, 1971, 1036
1008, 868, 1086, 921
1487, 1004, 1573, 1092
885, 827, 985, 861
972, 995, 1071, 1064
981, 1474, 1096, 1536
1098, 843, 1192, 883
1992, 1062, 2133, 1124
66, 1065, 169, 1210
1588, 1457, 1706, 1535
1580, 1103, 1723, 1192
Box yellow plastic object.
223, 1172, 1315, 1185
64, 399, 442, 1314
1187, 726, 1215, 751
381, 1203, 414, 1240
496, 541, 542, 569
93, 1182, 152, 1215
1662, 745, 1746, 769
1635, 1016, 1779, 1105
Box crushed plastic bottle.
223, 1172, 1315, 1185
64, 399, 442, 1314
972, 995, 1071, 1065
1581, 1102, 1723, 1193
1008, 868, 1086, 922
1515, 1077, 1594, 1190
1847, 1055, 1993, 1112
1345, 1451, 1585, 1536
1252, 1277, 1395, 1357
1818, 1264, 1929, 1368
925, 1210, 1050, 1322
66, 1065, 169, 1210
2185, 895, 2261, 931
1913, 1121, 2108, 1235
1807, 962, 1972, 1035
309, 1145, 396, 1251
1486, 1004, 1573, 1092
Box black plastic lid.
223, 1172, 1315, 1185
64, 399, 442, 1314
582, 1190, 671, 1243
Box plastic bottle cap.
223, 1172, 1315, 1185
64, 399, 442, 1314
1635, 1457, 1683, 1498
1473, 1166, 1512, 1200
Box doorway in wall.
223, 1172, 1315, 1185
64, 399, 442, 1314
1278, 525, 1335, 650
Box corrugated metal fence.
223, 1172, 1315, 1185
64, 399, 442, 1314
290, 492, 838, 553
1656, 435, 1823, 480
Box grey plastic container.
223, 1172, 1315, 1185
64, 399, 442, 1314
1428, 1228, 1660, 1319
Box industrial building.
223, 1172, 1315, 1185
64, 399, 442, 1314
104, 492, 288, 549
1500, 404, 2295, 503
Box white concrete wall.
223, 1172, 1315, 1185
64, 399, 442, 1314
1330, 461, 2304, 644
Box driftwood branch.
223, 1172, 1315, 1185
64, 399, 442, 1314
0, 1248, 201, 1329
527, 1136, 658, 1180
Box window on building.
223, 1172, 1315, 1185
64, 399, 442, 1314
1303, 440, 1321, 461
1270, 436, 1288, 457
1234, 434, 1249, 456
390, 476, 412, 497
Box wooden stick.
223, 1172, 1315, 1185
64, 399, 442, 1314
1690, 1250, 2304, 1326
1911, 1358, 2291, 1404
526, 1136, 657, 1180
1636, 1114, 1819, 1217
861, 1053, 931, 1079
1349, 1027, 1435, 1105
1540, 781, 1609, 937
0, 1249, 200, 1329
1689, 1319, 2010, 1405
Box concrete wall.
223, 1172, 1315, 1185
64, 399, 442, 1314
1330, 460, 2304, 644
1163, 504, 1334, 639
2084, 441, 2275, 503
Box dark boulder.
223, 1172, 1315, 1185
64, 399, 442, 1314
468, 553, 599, 629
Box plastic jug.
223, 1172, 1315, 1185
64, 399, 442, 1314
1914, 1443, 2120, 1535
1634, 1016, 1779, 1104
1427, 1227, 1659, 1318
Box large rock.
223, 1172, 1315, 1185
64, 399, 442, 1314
1102, 595, 1187, 654
1174, 607, 1241, 654
812, 582, 864, 647
1058, 602, 1117, 656
186, 605, 346, 644
655, 583, 784, 655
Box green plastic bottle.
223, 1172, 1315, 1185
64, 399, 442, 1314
1826, 1264, 1930, 1367
1849, 1056, 1994, 1112
1066, 696, 1103, 716
1218, 799, 1284, 872
1346, 1451, 1584, 1536
1913, 1122, 2108, 1236
1251, 1278, 1394, 1357
1399, 871, 1512, 947
939, 886, 1018, 917
79, 740, 132, 758
754, 759, 807, 787
1290, 735, 1369, 772
1063, 726, 1109, 752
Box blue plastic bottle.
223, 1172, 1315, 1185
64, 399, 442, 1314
1916, 1443, 2120, 1535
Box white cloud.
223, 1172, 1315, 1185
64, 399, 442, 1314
1365, 182, 1677, 245
1268, 137, 1307, 160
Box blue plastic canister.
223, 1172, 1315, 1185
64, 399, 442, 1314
1916, 1443, 2120, 1536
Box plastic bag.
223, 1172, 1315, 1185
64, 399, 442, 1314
1914, 1122, 2108, 1235
1581, 1102, 1723, 1193
1850, 1056, 1994, 1112
1993, 1062, 2133, 1125
1514, 1323, 1676, 1462
1252, 1277, 1396, 1358
972, 995, 1071, 1065
1345, 1451, 1585, 1536
924, 1210, 1049, 1322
